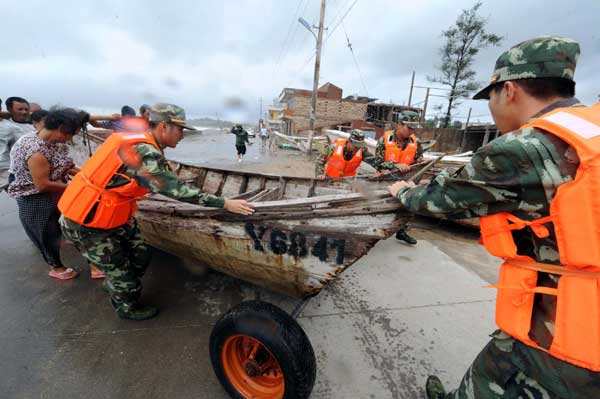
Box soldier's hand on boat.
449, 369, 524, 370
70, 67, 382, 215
396, 163, 411, 173
388, 180, 416, 197
224, 199, 255, 215
419, 179, 430, 186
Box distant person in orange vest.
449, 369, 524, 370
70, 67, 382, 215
376, 119, 424, 245
389, 37, 600, 398
315, 130, 398, 178
376, 119, 424, 173
59, 103, 254, 320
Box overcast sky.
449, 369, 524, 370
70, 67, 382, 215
1, 0, 598, 124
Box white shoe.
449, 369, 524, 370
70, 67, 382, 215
238, 159, 242, 163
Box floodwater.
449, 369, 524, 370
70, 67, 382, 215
166, 129, 317, 178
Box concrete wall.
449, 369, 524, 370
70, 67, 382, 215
417, 126, 499, 153
417, 128, 464, 153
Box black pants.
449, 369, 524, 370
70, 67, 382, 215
16, 192, 63, 267
236, 144, 247, 155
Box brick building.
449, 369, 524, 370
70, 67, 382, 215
277, 82, 368, 135
272, 82, 422, 137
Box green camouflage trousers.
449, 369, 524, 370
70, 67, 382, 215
59, 216, 152, 311
444, 330, 600, 399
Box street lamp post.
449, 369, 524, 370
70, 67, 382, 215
298, 0, 326, 157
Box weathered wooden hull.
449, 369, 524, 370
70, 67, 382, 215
72, 131, 409, 297
138, 211, 402, 297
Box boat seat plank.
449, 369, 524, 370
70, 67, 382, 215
221, 174, 246, 198
202, 171, 224, 195
230, 188, 264, 200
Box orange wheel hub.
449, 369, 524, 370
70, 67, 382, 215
221, 335, 285, 399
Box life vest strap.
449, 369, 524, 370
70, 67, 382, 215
481, 213, 553, 240
507, 259, 600, 277
79, 171, 143, 208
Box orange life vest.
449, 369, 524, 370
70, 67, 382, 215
479, 103, 600, 371
325, 138, 363, 178
383, 131, 418, 165
58, 132, 160, 229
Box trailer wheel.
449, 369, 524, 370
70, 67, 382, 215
209, 300, 316, 399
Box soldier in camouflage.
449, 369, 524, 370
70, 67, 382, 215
376, 117, 424, 245
375, 121, 424, 172
389, 37, 600, 398
315, 129, 399, 177
60, 103, 254, 320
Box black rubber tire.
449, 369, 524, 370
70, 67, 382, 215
209, 300, 316, 399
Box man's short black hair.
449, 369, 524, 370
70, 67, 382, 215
121, 105, 136, 117
30, 109, 49, 123
6, 96, 29, 111
44, 108, 89, 135
139, 104, 151, 115
492, 78, 575, 100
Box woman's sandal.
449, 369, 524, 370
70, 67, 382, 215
91, 270, 105, 279
48, 267, 79, 280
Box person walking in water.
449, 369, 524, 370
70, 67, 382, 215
231, 124, 249, 162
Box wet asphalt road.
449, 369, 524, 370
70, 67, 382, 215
0, 137, 500, 398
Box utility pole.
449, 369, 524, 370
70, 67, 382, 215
259, 97, 263, 127
306, 0, 326, 156
421, 88, 430, 123
460, 107, 472, 152
407, 71, 415, 107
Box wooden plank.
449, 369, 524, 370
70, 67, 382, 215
246, 176, 265, 192
230, 188, 264, 200
307, 179, 317, 198
194, 168, 208, 189
284, 181, 312, 198
239, 175, 249, 195
278, 177, 287, 200
215, 173, 228, 196
202, 171, 225, 194
249, 187, 281, 202
221, 174, 246, 198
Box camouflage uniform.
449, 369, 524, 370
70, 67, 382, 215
395, 37, 600, 398
60, 103, 223, 318
315, 130, 398, 176
375, 133, 424, 166
375, 113, 425, 168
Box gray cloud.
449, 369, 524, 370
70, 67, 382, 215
1, 0, 598, 123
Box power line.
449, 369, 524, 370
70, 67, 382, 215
341, 19, 368, 96
273, 0, 308, 77
325, 0, 359, 40
294, 0, 360, 78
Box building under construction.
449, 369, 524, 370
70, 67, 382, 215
269, 82, 422, 139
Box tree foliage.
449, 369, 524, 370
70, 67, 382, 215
429, 2, 502, 127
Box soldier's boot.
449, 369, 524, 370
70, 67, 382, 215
425, 375, 446, 399
110, 298, 158, 321
396, 229, 417, 245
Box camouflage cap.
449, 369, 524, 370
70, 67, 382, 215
398, 111, 422, 129
350, 129, 365, 147
148, 103, 196, 130
473, 36, 580, 100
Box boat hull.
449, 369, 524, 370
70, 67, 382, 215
137, 211, 403, 297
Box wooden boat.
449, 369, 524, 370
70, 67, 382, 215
73, 131, 412, 298
269, 131, 329, 152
